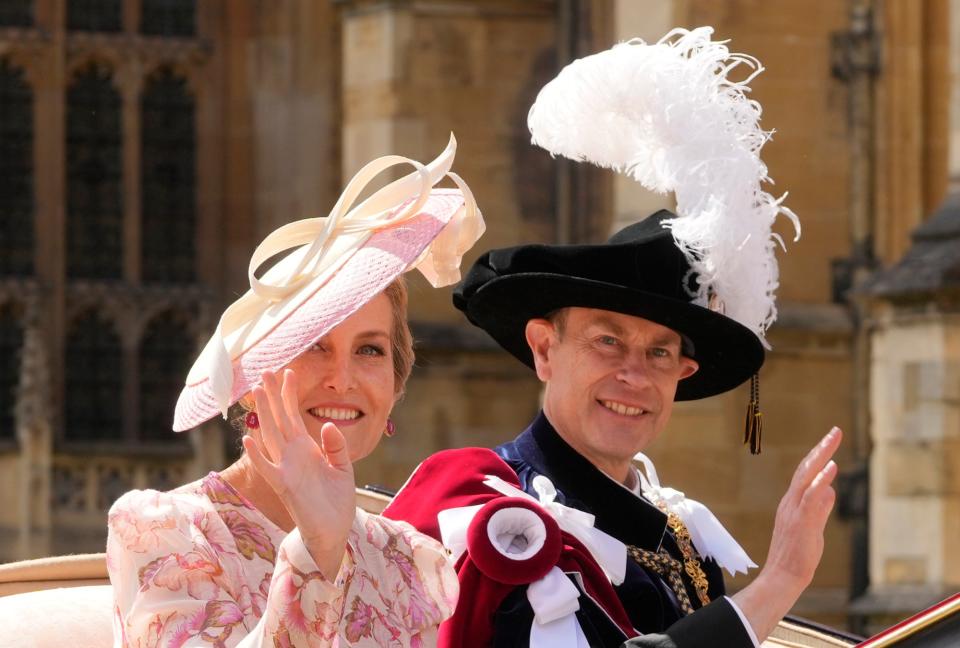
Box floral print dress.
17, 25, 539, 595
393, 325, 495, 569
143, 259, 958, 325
106, 472, 458, 647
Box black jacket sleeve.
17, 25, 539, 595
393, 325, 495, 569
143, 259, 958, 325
620, 598, 755, 648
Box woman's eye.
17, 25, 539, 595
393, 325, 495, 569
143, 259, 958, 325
358, 344, 385, 357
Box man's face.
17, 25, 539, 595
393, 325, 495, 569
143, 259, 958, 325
526, 307, 699, 482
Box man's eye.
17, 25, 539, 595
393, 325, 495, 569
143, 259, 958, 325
650, 347, 671, 359
598, 335, 619, 346
358, 344, 385, 357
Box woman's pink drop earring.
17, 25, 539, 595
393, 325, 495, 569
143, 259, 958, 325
245, 411, 260, 430
385, 418, 396, 437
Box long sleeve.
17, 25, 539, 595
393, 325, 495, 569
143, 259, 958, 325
107, 488, 355, 647
107, 483, 458, 647
337, 508, 459, 645
619, 597, 756, 648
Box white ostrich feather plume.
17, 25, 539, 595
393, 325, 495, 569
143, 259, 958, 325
527, 26, 800, 346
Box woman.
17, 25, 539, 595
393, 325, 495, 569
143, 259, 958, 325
106, 136, 484, 647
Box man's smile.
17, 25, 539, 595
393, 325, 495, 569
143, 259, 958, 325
598, 399, 648, 418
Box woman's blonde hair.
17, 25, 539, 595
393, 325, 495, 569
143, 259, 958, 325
383, 277, 414, 397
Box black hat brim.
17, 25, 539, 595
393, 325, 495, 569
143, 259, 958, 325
463, 273, 764, 401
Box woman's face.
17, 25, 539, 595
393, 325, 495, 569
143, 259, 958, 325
282, 292, 397, 462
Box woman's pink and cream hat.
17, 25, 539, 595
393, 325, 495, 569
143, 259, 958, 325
173, 135, 484, 431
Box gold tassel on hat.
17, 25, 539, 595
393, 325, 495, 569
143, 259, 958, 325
743, 373, 762, 455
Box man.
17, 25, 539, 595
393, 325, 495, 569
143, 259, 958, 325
384, 211, 840, 647
385, 28, 839, 647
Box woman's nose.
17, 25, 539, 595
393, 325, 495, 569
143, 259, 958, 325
320, 354, 356, 393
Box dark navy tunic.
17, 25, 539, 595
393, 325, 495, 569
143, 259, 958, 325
492, 412, 755, 648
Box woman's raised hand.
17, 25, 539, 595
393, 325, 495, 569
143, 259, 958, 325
242, 369, 357, 580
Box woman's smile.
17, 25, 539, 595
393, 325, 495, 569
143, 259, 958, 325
306, 405, 365, 424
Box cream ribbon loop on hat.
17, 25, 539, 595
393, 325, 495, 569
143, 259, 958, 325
190, 134, 484, 418
633, 451, 757, 576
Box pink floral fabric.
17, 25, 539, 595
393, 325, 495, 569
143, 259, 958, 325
107, 473, 458, 647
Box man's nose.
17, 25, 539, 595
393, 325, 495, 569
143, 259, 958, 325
615, 352, 655, 387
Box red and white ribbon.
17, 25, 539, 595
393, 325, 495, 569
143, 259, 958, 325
436, 474, 626, 648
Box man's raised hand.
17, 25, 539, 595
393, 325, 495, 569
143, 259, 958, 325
732, 427, 842, 642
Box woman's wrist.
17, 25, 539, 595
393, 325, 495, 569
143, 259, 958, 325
302, 532, 351, 582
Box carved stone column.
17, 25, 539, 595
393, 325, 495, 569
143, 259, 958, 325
15, 297, 53, 559
335, 0, 583, 488
609, 0, 673, 234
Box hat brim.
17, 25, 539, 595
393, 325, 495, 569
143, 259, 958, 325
173, 190, 467, 431
463, 273, 764, 400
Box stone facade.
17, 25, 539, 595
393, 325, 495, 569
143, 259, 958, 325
0, 0, 957, 634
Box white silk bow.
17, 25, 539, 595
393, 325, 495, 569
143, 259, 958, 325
528, 567, 590, 648
436, 474, 625, 648
190, 134, 484, 417
633, 452, 757, 576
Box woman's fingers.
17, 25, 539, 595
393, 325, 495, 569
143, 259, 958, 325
320, 422, 352, 471
280, 369, 310, 439
252, 385, 284, 461
262, 371, 293, 441
242, 434, 280, 484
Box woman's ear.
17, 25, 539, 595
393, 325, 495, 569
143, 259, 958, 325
239, 392, 256, 411
525, 319, 556, 382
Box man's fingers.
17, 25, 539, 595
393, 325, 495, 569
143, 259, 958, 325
807, 460, 839, 499
789, 427, 842, 499
321, 422, 352, 471
799, 460, 838, 526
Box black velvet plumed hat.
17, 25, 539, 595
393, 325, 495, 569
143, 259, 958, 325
452, 210, 764, 401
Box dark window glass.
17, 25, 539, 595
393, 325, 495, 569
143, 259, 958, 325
140, 0, 194, 37
67, 63, 123, 279
0, 58, 33, 276
0, 1, 33, 27
0, 304, 23, 441
138, 312, 192, 441
64, 311, 123, 442
67, 0, 121, 32
141, 68, 195, 282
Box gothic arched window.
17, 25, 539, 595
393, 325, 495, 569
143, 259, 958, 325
0, 59, 33, 276
64, 311, 123, 442
138, 312, 192, 440
141, 68, 196, 283
0, 305, 23, 441
67, 63, 123, 280
141, 0, 195, 38
67, 0, 121, 32
0, 1, 33, 27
